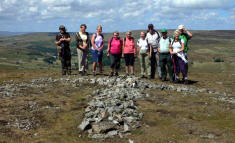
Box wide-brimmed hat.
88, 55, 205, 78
59, 25, 65, 30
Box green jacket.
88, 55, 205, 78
179, 33, 191, 53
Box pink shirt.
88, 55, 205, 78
109, 38, 123, 54
123, 37, 136, 54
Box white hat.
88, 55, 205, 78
178, 24, 184, 30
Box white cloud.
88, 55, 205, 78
0, 0, 234, 32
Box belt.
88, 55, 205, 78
160, 52, 170, 55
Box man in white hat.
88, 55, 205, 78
177, 24, 193, 84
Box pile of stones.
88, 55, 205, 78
78, 77, 145, 139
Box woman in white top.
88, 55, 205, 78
137, 31, 152, 78
170, 30, 188, 84
91, 25, 104, 76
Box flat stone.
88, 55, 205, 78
92, 121, 116, 133
78, 120, 90, 131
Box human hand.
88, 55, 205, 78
183, 27, 187, 31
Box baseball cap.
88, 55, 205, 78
161, 28, 167, 33
178, 24, 184, 30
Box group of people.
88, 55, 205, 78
55, 23, 192, 84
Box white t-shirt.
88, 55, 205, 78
146, 31, 161, 52
172, 39, 188, 63
79, 32, 88, 46
137, 38, 149, 51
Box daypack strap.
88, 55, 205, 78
172, 38, 182, 45
94, 33, 104, 39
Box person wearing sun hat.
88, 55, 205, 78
158, 28, 174, 82
55, 25, 72, 75
177, 24, 193, 84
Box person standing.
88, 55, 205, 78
170, 30, 188, 84
107, 31, 123, 77
55, 25, 71, 75
158, 29, 173, 82
137, 31, 152, 78
146, 24, 161, 79
75, 24, 91, 76
122, 31, 136, 76
91, 25, 104, 76
178, 25, 193, 84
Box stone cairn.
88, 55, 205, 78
77, 76, 146, 139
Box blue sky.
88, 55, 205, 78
0, 0, 235, 32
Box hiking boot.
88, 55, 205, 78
124, 73, 129, 78
131, 73, 135, 77
83, 71, 88, 76
93, 72, 96, 77
78, 71, 83, 76
109, 72, 114, 77
62, 70, 66, 76
174, 78, 180, 83
115, 72, 119, 76
161, 77, 166, 82
67, 70, 71, 75
184, 79, 189, 84
140, 75, 145, 78
169, 78, 174, 83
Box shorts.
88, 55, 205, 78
91, 50, 103, 63
124, 53, 135, 66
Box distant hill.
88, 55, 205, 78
0, 31, 31, 36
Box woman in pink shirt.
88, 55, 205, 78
107, 31, 123, 76
122, 31, 136, 76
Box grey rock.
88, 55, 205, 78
78, 120, 90, 131
106, 130, 118, 137
124, 123, 130, 132
92, 121, 116, 133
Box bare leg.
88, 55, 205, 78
130, 66, 134, 74
99, 61, 103, 73
125, 66, 129, 74
93, 62, 97, 72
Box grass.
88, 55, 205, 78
0, 30, 234, 143
0, 69, 234, 143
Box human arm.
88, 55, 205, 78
149, 44, 152, 58
169, 44, 174, 54
122, 38, 125, 58
98, 36, 105, 51
183, 27, 193, 38
91, 34, 98, 50
107, 39, 111, 56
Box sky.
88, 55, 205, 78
0, 0, 235, 32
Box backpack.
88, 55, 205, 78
123, 37, 134, 47
147, 30, 161, 42
171, 38, 182, 45
94, 33, 104, 39
94, 33, 104, 46
109, 37, 121, 48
